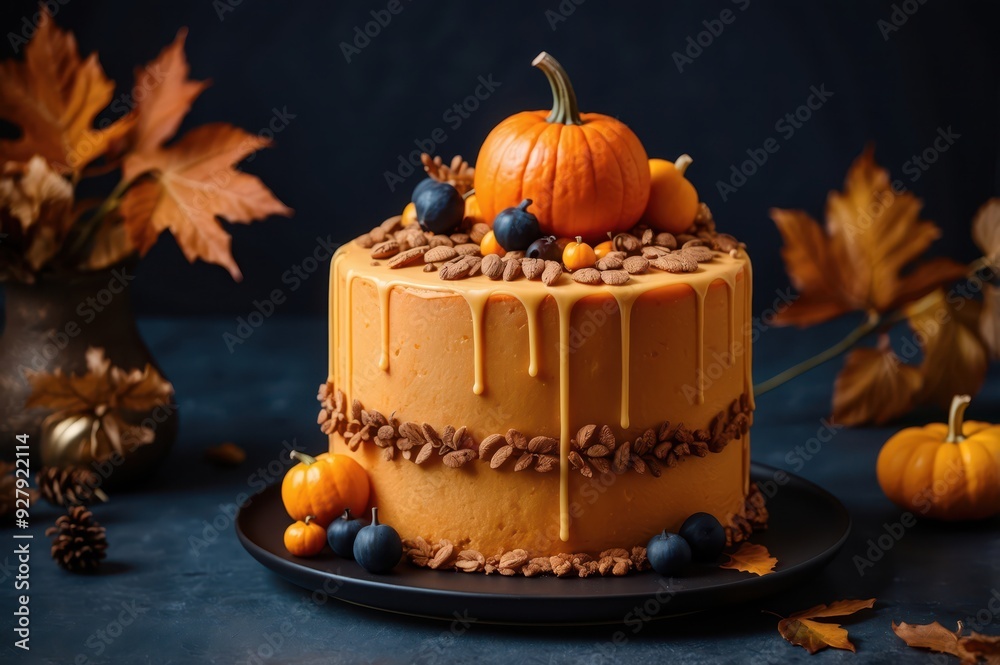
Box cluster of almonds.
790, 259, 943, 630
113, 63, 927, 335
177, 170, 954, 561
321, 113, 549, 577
568, 394, 753, 479
727, 484, 769, 547
404, 538, 651, 577
354, 203, 744, 286
318, 383, 752, 480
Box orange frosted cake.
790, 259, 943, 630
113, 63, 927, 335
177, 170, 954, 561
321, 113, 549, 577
317, 52, 765, 576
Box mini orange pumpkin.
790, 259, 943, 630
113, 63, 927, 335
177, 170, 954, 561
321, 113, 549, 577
473, 52, 649, 243
283, 516, 326, 557
876, 395, 1000, 521
562, 236, 596, 271
281, 450, 370, 526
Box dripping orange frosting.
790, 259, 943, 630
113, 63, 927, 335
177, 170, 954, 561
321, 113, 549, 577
328, 240, 753, 555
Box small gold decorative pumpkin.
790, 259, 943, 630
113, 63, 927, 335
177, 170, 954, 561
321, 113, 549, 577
876, 395, 1000, 521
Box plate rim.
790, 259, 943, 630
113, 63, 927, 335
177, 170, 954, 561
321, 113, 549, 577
236, 462, 851, 621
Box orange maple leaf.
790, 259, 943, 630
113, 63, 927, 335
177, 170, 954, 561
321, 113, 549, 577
832, 337, 923, 426
124, 28, 209, 154
893, 620, 1000, 663
719, 542, 776, 576
0, 8, 133, 172
771, 147, 966, 327
775, 598, 876, 654
119, 123, 292, 279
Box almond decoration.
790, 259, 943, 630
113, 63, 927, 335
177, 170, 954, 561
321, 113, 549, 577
623, 256, 649, 274
522, 257, 545, 280
571, 268, 602, 285
370, 239, 399, 259
469, 223, 491, 244
424, 245, 458, 263
601, 269, 630, 286
502, 256, 522, 281
427, 235, 453, 248
387, 246, 428, 268
481, 253, 504, 280
541, 260, 563, 286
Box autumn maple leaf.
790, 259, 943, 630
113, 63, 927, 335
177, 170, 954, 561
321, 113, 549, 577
771, 147, 966, 326
119, 123, 292, 279
832, 337, 923, 426
774, 598, 876, 654
0, 8, 133, 172
894, 620, 1000, 663
973, 199, 1000, 359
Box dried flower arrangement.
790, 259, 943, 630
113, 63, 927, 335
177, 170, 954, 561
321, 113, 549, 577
0, 9, 291, 283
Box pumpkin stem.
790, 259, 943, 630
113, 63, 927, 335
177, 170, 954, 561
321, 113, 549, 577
342, 508, 352, 521
674, 154, 693, 176
371, 506, 380, 526
304, 515, 315, 526
946, 394, 972, 443
289, 450, 317, 465
518, 199, 533, 211
532, 52, 582, 126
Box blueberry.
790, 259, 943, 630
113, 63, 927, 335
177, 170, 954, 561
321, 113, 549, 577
414, 181, 464, 235
326, 508, 368, 559
679, 512, 726, 562
646, 531, 692, 576
525, 235, 562, 262
492, 199, 541, 251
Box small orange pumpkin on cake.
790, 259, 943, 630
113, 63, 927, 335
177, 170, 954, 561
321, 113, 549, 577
473, 52, 650, 243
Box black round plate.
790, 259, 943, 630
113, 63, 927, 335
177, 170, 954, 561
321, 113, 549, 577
236, 463, 850, 624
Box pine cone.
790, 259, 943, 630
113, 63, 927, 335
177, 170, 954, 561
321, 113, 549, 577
46, 506, 108, 573
36, 467, 108, 507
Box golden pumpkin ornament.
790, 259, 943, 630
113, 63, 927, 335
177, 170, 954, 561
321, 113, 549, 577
473, 52, 650, 242
876, 395, 1000, 521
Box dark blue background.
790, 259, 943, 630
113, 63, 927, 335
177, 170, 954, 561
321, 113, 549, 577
2, 0, 999, 316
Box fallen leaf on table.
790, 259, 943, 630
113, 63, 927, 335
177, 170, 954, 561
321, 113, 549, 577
719, 542, 776, 576
892, 620, 1000, 663
119, 123, 293, 280
907, 289, 988, 408
204, 442, 246, 467
24, 347, 173, 460
0, 8, 133, 172
770, 147, 966, 327
775, 598, 876, 654
832, 337, 923, 426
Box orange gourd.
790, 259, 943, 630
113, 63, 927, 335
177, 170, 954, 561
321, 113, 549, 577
401, 202, 418, 227
473, 52, 650, 243
281, 450, 370, 526
642, 156, 700, 234
876, 395, 1000, 521
594, 239, 614, 260
479, 230, 506, 257
463, 193, 486, 227
562, 236, 597, 271
283, 516, 326, 557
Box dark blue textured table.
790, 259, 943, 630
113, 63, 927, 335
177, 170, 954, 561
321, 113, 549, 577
4, 316, 999, 665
